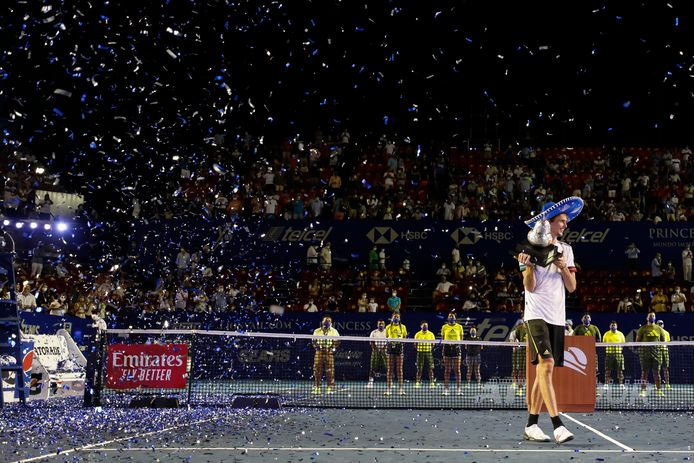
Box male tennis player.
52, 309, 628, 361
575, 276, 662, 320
517, 197, 583, 444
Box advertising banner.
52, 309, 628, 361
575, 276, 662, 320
526, 336, 597, 412
106, 344, 188, 389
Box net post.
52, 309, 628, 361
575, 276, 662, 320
83, 328, 106, 407
186, 332, 195, 407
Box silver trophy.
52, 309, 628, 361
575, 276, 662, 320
515, 219, 561, 267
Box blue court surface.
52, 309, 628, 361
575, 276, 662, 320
1, 399, 692, 463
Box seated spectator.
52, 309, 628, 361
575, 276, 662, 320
436, 263, 451, 278
434, 276, 454, 300
303, 298, 318, 313
357, 293, 368, 313
650, 288, 668, 313
17, 282, 37, 312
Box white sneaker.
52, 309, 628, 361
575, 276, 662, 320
602, 383, 609, 390
523, 424, 551, 442
366, 381, 374, 389
399, 388, 406, 395
554, 426, 574, 444
442, 388, 450, 396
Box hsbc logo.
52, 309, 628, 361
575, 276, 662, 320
563, 347, 587, 376
451, 227, 512, 245
451, 227, 482, 245
367, 227, 399, 245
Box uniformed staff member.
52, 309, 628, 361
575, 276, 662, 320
508, 319, 528, 396
312, 316, 340, 394
636, 312, 666, 398
441, 312, 464, 395
657, 320, 671, 390
385, 313, 407, 395
414, 320, 436, 388
602, 321, 626, 389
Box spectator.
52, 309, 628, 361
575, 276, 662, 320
175, 247, 190, 280
650, 252, 662, 279
386, 290, 402, 313
357, 293, 368, 313
451, 246, 461, 269
17, 283, 37, 312
379, 248, 387, 270
320, 243, 332, 271
649, 288, 668, 313
212, 285, 228, 311
368, 246, 379, 271
30, 243, 44, 278
306, 244, 319, 268
303, 298, 318, 313
624, 243, 640, 271
671, 286, 686, 313
434, 276, 454, 300
683, 244, 693, 282
48, 300, 64, 316
436, 263, 451, 278
367, 297, 379, 312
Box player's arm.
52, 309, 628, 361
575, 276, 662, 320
595, 327, 602, 342
517, 252, 536, 292
555, 255, 577, 293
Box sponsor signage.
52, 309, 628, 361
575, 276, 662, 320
527, 336, 596, 412
107, 344, 188, 389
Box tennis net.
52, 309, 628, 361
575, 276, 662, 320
87, 329, 694, 410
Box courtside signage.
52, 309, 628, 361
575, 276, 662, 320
107, 344, 188, 389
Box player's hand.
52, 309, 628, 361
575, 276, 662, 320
517, 252, 533, 266
555, 256, 568, 270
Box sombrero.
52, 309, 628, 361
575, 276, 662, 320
524, 196, 584, 228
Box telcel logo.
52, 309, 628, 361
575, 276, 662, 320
562, 228, 610, 244
262, 226, 333, 242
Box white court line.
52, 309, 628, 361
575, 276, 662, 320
8, 417, 219, 463
560, 412, 635, 452
76, 447, 693, 454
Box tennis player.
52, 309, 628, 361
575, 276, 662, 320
517, 197, 583, 444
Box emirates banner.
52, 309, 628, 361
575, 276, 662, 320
107, 344, 188, 389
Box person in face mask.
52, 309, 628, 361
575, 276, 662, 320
636, 312, 666, 398
602, 321, 626, 389
656, 320, 671, 390
414, 320, 436, 388
441, 312, 464, 395
311, 316, 341, 394
367, 320, 388, 387
384, 313, 408, 395
572, 314, 602, 341
465, 327, 483, 386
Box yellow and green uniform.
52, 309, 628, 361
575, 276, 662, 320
385, 323, 408, 355
636, 324, 665, 370
414, 329, 436, 371
313, 326, 340, 350
441, 323, 464, 357
603, 329, 626, 372
660, 328, 671, 368
512, 324, 528, 371
573, 324, 602, 341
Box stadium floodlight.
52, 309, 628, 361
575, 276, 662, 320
2, 219, 9, 226
44, 224, 52, 230
56, 222, 68, 232
30, 222, 38, 229
15, 222, 24, 228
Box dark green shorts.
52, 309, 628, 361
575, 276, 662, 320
660, 349, 670, 368
416, 351, 434, 370
605, 353, 624, 372
370, 350, 387, 372
512, 348, 526, 371
526, 319, 565, 366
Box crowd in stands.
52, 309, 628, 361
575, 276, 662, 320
3, 136, 694, 319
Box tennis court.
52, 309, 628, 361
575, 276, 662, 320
2, 398, 693, 463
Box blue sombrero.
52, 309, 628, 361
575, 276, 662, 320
524, 196, 584, 228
